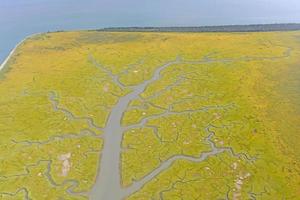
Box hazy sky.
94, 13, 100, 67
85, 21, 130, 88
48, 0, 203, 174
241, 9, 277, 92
1, 0, 300, 61
1, 0, 300, 28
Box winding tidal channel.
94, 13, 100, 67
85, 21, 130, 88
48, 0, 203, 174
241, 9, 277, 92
90, 58, 181, 199
88, 46, 292, 199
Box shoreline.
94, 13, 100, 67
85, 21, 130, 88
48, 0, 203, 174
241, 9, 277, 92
97, 23, 300, 33
1, 23, 300, 70
0, 33, 41, 72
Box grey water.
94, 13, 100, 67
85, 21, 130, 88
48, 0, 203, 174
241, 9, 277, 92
1, 0, 300, 63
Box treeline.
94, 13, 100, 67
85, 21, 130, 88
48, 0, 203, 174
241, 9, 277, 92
96, 23, 300, 32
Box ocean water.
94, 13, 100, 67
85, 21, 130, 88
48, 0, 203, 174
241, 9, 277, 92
0, 0, 110, 62
1, 0, 300, 63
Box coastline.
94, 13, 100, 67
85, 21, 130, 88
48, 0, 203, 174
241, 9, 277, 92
0, 33, 41, 72
1, 23, 300, 72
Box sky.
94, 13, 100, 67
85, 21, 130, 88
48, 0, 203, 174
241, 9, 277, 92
1, 0, 300, 62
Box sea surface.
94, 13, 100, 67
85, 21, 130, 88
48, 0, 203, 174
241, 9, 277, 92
1, 0, 300, 63
0, 0, 109, 62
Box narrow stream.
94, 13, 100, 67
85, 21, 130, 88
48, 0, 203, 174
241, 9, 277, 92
89, 46, 292, 199
90, 58, 180, 200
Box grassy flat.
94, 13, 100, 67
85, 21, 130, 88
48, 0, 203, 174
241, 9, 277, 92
0, 31, 299, 199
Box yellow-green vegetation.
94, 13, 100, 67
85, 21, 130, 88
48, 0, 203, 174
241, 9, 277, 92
0, 31, 299, 199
